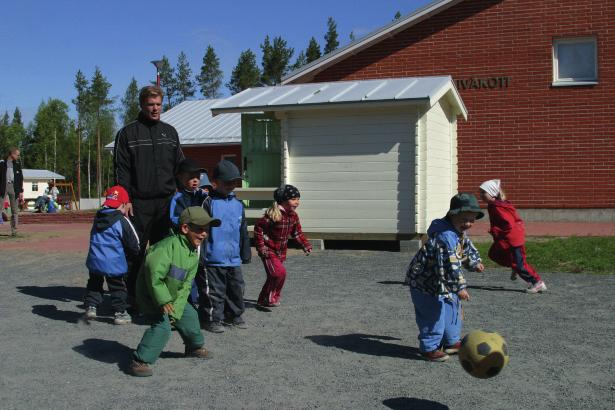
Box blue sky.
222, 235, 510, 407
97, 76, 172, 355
0, 0, 432, 125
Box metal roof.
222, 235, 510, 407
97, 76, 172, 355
211, 76, 467, 119
105, 99, 241, 150
282, 0, 463, 84
22, 169, 65, 180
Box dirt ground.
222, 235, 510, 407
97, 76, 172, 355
1, 227, 614, 409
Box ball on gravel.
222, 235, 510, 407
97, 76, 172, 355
458, 330, 509, 379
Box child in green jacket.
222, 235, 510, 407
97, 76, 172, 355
130, 206, 221, 377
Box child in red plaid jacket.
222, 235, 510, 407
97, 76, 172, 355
254, 185, 311, 310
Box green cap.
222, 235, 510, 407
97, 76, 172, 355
179, 206, 221, 227
447, 192, 485, 219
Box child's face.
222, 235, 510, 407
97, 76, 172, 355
181, 223, 210, 248
283, 197, 300, 212
213, 179, 237, 195
449, 211, 479, 233
180, 172, 201, 191
479, 190, 495, 203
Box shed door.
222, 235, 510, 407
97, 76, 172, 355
241, 113, 281, 188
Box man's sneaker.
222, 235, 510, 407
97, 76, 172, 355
84, 306, 97, 319
114, 311, 132, 325
510, 271, 518, 281
224, 316, 247, 329
526, 280, 547, 294
130, 360, 153, 377
422, 350, 449, 362
204, 321, 225, 333
185, 346, 213, 359
443, 341, 461, 355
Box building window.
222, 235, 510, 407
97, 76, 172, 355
32, 182, 39, 192
553, 37, 597, 86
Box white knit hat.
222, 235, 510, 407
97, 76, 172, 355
480, 179, 501, 198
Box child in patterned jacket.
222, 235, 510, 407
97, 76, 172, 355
406, 193, 484, 362
254, 184, 312, 310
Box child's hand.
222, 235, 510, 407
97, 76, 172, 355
458, 289, 470, 301
161, 303, 174, 315
475, 263, 485, 273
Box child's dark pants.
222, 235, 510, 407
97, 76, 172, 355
488, 242, 542, 284
85, 272, 129, 313
197, 266, 245, 323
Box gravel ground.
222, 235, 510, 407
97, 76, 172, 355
0, 247, 614, 409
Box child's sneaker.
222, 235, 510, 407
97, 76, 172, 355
204, 321, 225, 333
422, 350, 449, 362
84, 306, 97, 319
510, 271, 518, 281
114, 311, 132, 325
224, 316, 247, 329
185, 346, 213, 359
443, 341, 461, 355
130, 360, 153, 377
526, 280, 547, 294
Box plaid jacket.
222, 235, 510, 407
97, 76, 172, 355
254, 207, 311, 261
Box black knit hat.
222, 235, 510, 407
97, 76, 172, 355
274, 185, 300, 204
212, 160, 242, 182
447, 192, 484, 219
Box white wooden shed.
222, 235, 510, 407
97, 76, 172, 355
212, 76, 467, 240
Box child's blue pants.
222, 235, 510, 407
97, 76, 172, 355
410, 289, 462, 353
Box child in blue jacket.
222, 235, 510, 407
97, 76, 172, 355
196, 160, 251, 333
406, 193, 485, 362
169, 158, 209, 228
84, 186, 140, 324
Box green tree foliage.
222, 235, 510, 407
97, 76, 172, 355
306, 37, 322, 63
260, 35, 294, 86
158, 56, 176, 110
227, 49, 261, 94
0, 109, 25, 158
349, 31, 356, 42
324, 17, 339, 55
394, 11, 402, 20
290, 50, 307, 71
197, 45, 223, 99
174, 51, 195, 104
121, 78, 140, 125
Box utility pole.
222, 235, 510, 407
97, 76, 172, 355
53, 128, 57, 173
76, 124, 81, 209
151, 59, 163, 87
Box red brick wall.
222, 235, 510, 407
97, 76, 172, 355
182, 145, 242, 177
308, 0, 615, 208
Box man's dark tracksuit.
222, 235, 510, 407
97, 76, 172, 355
196, 191, 251, 324
113, 112, 184, 297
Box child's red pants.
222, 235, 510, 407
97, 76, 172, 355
257, 256, 287, 306
488, 242, 542, 284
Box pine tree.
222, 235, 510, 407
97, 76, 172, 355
394, 11, 402, 21
89, 67, 114, 200
324, 17, 339, 55
121, 78, 140, 125
227, 49, 261, 95
260, 35, 294, 86
174, 51, 195, 104
306, 37, 322, 63
0, 111, 9, 157
290, 50, 307, 71
197, 45, 223, 99
158, 56, 176, 110
72, 70, 90, 200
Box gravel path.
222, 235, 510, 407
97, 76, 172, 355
1, 248, 614, 409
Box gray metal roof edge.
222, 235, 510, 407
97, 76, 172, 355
281, 0, 463, 84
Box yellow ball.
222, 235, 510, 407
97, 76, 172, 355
458, 330, 509, 379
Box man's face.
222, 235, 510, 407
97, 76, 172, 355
10, 149, 20, 161
181, 224, 209, 248
140, 96, 162, 121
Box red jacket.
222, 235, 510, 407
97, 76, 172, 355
254, 206, 311, 261
487, 200, 526, 247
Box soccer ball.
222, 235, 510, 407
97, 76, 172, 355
458, 330, 509, 379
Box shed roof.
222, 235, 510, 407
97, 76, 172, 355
105, 99, 241, 150
22, 169, 65, 180
282, 0, 464, 84
211, 76, 467, 119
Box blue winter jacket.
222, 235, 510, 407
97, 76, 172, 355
202, 190, 251, 267
86, 208, 140, 276
169, 189, 208, 227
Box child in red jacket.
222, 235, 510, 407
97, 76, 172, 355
479, 179, 547, 294
254, 185, 312, 310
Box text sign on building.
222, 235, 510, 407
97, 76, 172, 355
455, 76, 510, 90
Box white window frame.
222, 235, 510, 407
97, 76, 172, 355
552, 37, 598, 86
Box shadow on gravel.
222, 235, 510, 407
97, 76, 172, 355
378, 281, 406, 285
32, 304, 86, 324
383, 397, 449, 409
468, 285, 525, 293
18, 285, 84, 302
73, 338, 133, 374
306, 333, 422, 360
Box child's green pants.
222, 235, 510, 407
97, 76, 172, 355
133, 303, 204, 364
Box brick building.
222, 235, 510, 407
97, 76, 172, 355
283, 0, 614, 219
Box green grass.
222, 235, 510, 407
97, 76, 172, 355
474, 236, 615, 274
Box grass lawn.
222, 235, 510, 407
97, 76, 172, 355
474, 236, 615, 274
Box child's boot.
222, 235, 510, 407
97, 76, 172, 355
130, 360, 153, 377
422, 350, 449, 362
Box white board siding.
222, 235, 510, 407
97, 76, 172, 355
284, 107, 417, 234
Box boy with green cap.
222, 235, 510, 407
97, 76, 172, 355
130, 206, 221, 377
405, 193, 485, 362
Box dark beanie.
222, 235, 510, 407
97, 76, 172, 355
274, 184, 300, 203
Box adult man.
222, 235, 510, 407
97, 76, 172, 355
113, 86, 184, 297
0, 147, 24, 236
